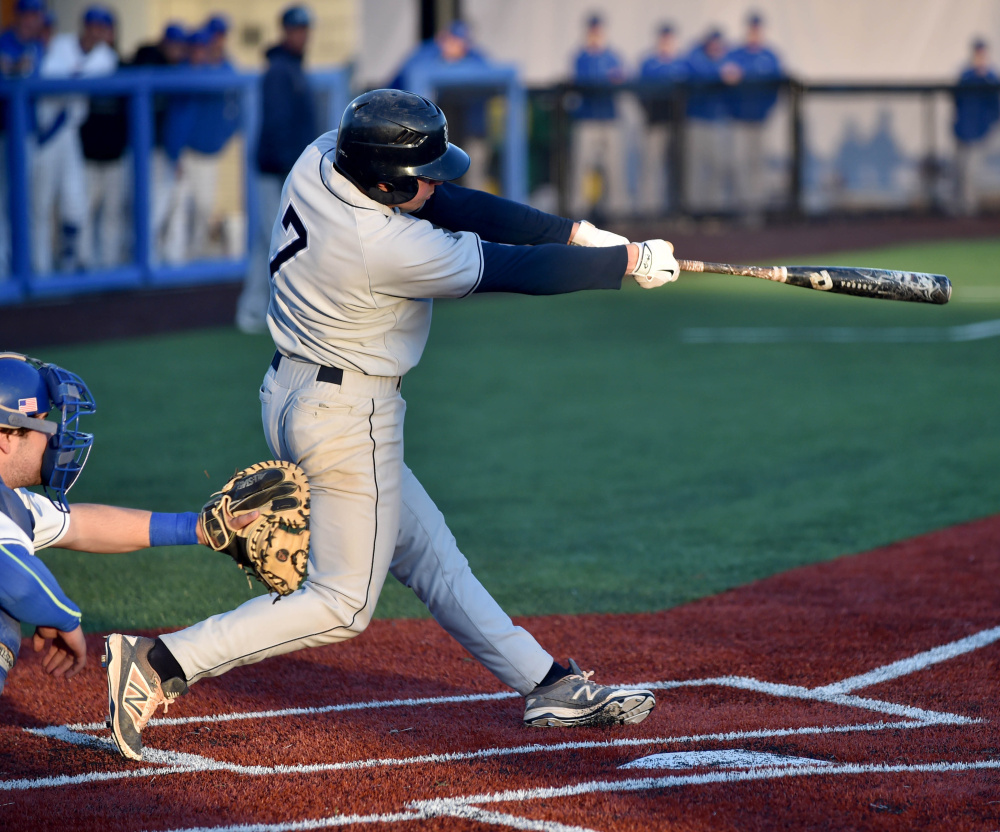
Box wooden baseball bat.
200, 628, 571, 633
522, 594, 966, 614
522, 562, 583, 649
677, 260, 952, 305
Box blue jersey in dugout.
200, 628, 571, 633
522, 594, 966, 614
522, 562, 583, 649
953, 66, 1000, 143
725, 45, 783, 121
573, 48, 624, 120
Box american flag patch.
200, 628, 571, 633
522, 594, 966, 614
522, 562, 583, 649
18, 397, 37, 413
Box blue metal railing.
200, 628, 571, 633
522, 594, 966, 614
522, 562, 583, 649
0, 66, 350, 306
398, 64, 528, 204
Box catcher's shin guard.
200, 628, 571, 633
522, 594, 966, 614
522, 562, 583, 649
103, 634, 187, 761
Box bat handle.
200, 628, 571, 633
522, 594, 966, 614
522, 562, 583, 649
678, 260, 787, 282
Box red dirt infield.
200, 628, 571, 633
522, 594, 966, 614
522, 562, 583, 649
2, 514, 999, 831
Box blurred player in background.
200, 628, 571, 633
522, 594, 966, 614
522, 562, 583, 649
131, 22, 189, 264
682, 28, 733, 214
79, 7, 128, 269
162, 26, 241, 263
0, 352, 252, 695
390, 20, 495, 192
952, 38, 1000, 216
723, 12, 784, 224
205, 14, 230, 66
637, 23, 687, 216
0, 0, 47, 280
32, 5, 117, 274
237, 5, 316, 335
569, 13, 629, 219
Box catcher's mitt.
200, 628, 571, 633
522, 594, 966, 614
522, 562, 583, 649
200, 460, 310, 597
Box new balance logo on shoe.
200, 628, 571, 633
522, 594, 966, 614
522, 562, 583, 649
571, 684, 602, 702
124, 663, 155, 723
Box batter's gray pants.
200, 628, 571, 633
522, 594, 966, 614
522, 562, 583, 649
162, 356, 554, 695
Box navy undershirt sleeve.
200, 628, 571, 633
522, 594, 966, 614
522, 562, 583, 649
415, 183, 574, 245
476, 242, 626, 294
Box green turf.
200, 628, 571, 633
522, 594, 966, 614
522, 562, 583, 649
33, 236, 1000, 632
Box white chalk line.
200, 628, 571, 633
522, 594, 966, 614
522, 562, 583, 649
954, 287, 1000, 303
66, 690, 519, 733
6, 622, 996, 807
150, 758, 1000, 832
681, 318, 1000, 343
414, 758, 1000, 807
640, 676, 970, 724
66, 623, 999, 733
6, 718, 944, 792
814, 624, 1000, 695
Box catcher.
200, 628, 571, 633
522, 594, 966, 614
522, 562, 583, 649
0, 352, 284, 697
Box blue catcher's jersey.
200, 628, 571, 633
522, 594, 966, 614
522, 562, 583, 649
0, 478, 80, 632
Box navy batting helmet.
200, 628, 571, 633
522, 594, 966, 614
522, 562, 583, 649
333, 89, 470, 206
0, 353, 96, 511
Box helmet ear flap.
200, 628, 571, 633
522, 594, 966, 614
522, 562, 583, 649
365, 176, 419, 207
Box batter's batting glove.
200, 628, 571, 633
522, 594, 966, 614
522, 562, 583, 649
629, 240, 680, 289
570, 220, 630, 248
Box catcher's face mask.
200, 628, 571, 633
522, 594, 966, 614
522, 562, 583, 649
0, 353, 96, 511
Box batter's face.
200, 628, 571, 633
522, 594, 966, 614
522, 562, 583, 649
0, 422, 47, 489
393, 178, 440, 213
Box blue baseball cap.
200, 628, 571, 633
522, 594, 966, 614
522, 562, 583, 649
206, 15, 229, 35
163, 22, 186, 43
187, 27, 212, 47
658, 23, 674, 37
447, 20, 469, 40
587, 13, 604, 28
747, 11, 764, 26
83, 5, 114, 27
281, 5, 312, 28
16, 0, 45, 13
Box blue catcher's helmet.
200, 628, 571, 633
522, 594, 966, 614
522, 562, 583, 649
0, 353, 96, 511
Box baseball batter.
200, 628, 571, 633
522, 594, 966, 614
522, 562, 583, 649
106, 89, 680, 762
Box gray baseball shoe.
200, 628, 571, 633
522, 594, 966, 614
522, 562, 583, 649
523, 659, 656, 728
103, 634, 187, 761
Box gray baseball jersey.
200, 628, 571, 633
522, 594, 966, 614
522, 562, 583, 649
162, 130, 555, 694
268, 130, 485, 378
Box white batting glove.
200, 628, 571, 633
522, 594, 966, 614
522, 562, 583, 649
629, 240, 680, 289
570, 220, 630, 248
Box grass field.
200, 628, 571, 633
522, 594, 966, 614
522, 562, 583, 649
33, 236, 1000, 632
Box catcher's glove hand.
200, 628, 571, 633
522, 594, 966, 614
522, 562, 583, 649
200, 460, 310, 597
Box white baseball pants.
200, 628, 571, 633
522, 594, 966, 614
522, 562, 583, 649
31, 127, 87, 274
163, 150, 220, 263
81, 156, 128, 269
162, 355, 554, 695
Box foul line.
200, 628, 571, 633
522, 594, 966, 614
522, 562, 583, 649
814, 624, 1000, 695
681, 318, 1000, 344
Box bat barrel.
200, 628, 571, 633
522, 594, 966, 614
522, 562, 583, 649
678, 259, 951, 305
784, 266, 952, 305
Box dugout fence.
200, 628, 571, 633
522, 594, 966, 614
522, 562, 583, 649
0, 67, 350, 307
0, 72, 993, 307
533, 80, 998, 222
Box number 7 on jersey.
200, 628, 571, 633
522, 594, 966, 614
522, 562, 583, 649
269, 204, 309, 277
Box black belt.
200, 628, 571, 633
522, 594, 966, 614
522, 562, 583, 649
270, 351, 344, 385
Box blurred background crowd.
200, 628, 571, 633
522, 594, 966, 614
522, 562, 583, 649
0, 0, 998, 314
